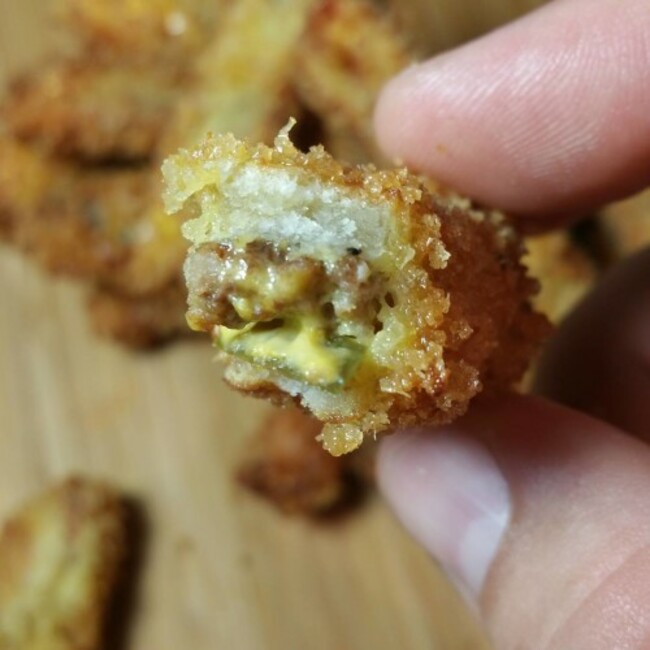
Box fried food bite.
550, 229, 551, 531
3, 60, 180, 162
164, 125, 548, 455
0, 477, 126, 650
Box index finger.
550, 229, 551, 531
374, 0, 650, 222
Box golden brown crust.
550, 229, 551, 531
0, 477, 126, 650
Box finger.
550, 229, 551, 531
374, 0, 650, 220
535, 247, 650, 439
379, 395, 650, 650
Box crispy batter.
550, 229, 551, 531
293, 0, 410, 164
599, 189, 650, 260
238, 408, 350, 514
0, 477, 126, 650
87, 282, 190, 348
3, 60, 181, 162
524, 231, 595, 324
164, 126, 549, 454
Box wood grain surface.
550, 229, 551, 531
0, 2, 546, 648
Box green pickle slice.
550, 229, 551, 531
217, 316, 364, 389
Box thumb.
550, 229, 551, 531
378, 395, 650, 650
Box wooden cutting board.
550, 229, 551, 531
0, 2, 544, 648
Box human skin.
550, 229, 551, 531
374, 1, 650, 648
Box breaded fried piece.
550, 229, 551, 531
238, 408, 352, 514
524, 231, 595, 324
293, 0, 410, 164
0, 135, 182, 296
162, 0, 315, 152
3, 60, 180, 162
0, 141, 151, 279
163, 126, 548, 454
0, 477, 126, 650
599, 189, 650, 260
59, 0, 220, 66
87, 281, 190, 348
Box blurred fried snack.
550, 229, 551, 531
87, 281, 189, 348
58, 0, 221, 65
162, 0, 315, 152
0, 136, 150, 277
293, 0, 409, 164
238, 408, 352, 514
164, 126, 548, 454
3, 61, 180, 162
599, 189, 650, 260
0, 477, 126, 650
524, 231, 595, 324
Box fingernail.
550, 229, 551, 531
378, 429, 510, 599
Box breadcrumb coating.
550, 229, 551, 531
164, 126, 549, 454
0, 477, 126, 650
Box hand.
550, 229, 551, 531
374, 1, 650, 648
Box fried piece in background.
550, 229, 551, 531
524, 231, 596, 324
3, 60, 181, 162
599, 189, 650, 261
165, 127, 548, 454
161, 0, 315, 152
293, 0, 409, 164
87, 281, 190, 348
238, 408, 359, 515
0, 477, 126, 650
0, 138, 151, 279
58, 0, 221, 66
